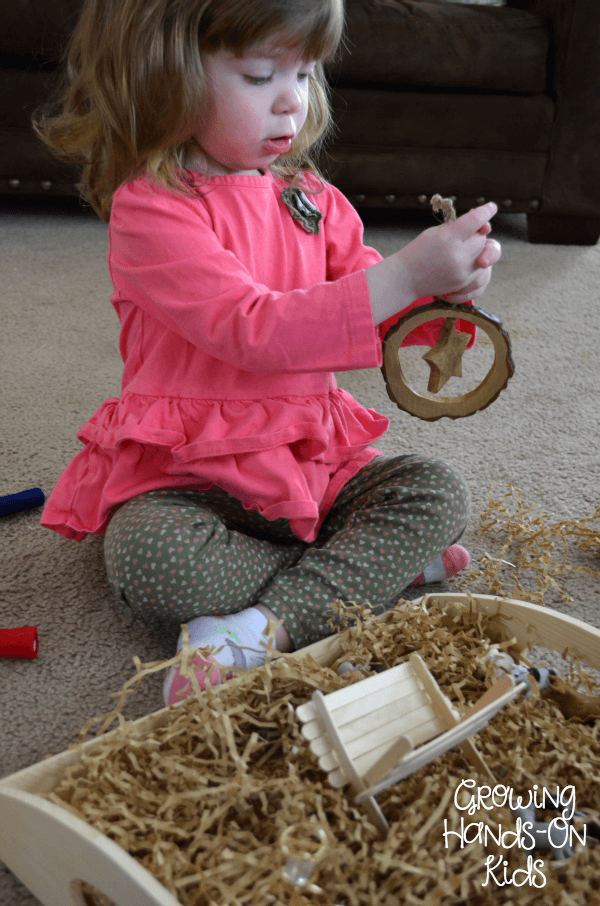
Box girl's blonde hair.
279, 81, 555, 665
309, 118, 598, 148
33, 0, 345, 222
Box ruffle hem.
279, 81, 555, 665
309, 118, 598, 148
41, 389, 388, 543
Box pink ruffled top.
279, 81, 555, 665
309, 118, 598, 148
41, 169, 472, 542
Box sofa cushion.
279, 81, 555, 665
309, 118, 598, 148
5, 0, 549, 97
330, 88, 554, 152
327, 0, 550, 94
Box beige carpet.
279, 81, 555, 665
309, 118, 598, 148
1, 195, 599, 905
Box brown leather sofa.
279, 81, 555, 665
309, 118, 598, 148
2, 0, 599, 244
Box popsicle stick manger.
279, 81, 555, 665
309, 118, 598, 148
296, 653, 526, 835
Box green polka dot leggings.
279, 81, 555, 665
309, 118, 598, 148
103, 454, 469, 649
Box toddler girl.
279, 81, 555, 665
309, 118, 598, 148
35, 0, 501, 707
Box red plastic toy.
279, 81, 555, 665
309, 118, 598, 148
0, 627, 39, 658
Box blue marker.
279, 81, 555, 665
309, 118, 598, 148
0, 488, 45, 517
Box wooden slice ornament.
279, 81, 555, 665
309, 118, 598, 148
381, 195, 514, 421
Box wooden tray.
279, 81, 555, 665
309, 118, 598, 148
1, 594, 599, 906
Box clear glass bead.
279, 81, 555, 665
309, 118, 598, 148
284, 858, 314, 887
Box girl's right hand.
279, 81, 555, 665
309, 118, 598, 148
398, 202, 501, 304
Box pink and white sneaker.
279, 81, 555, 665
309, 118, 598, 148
163, 653, 233, 707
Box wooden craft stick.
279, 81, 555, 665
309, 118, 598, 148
310, 690, 365, 793
408, 653, 460, 729
459, 674, 518, 721
363, 735, 413, 789
311, 690, 390, 834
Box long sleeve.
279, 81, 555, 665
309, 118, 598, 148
315, 182, 476, 349
108, 177, 382, 376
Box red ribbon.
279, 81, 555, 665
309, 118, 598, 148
0, 626, 39, 659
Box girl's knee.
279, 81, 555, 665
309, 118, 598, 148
428, 458, 470, 504
377, 456, 470, 537
422, 458, 470, 536
383, 455, 469, 506
103, 496, 224, 612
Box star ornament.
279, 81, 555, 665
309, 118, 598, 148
422, 317, 472, 393
381, 300, 514, 420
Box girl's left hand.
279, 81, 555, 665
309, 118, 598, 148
440, 234, 501, 304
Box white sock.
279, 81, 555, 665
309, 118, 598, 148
176, 607, 272, 671
422, 555, 448, 583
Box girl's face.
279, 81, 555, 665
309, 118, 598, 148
190, 43, 316, 176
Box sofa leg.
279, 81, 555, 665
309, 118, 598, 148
527, 213, 600, 245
